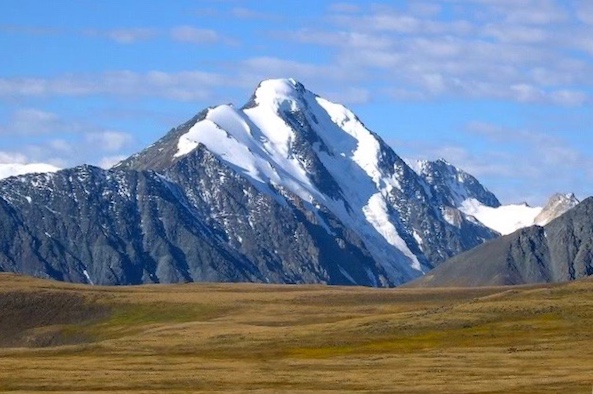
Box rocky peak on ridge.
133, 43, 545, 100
534, 193, 580, 226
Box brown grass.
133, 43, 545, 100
1, 273, 593, 393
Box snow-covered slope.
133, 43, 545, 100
0, 163, 59, 180
460, 199, 542, 235
458, 193, 579, 235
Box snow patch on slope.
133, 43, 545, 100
460, 198, 542, 235
315, 96, 400, 190
363, 193, 422, 271
176, 103, 314, 203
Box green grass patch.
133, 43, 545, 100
106, 302, 221, 326
55, 301, 229, 344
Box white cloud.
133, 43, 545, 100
86, 131, 133, 152
0, 108, 79, 135
240, 57, 334, 83
510, 84, 545, 103
326, 87, 371, 105
98, 155, 127, 169
0, 70, 225, 101
328, 3, 360, 13
398, 119, 592, 205
482, 24, 548, 43
549, 90, 588, 106
0, 25, 62, 36
84, 28, 156, 44
332, 10, 474, 35
48, 139, 73, 152
408, 2, 442, 17
503, 1, 568, 25
293, 29, 393, 51
283, 1, 593, 106
170, 26, 220, 44
0, 151, 28, 164
107, 28, 156, 44
231, 7, 278, 20
0, 107, 136, 166
577, 0, 593, 24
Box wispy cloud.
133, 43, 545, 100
231, 7, 279, 20
0, 108, 81, 135
0, 108, 137, 169
170, 26, 220, 44
577, 0, 593, 24
84, 28, 157, 44
0, 70, 225, 101
284, 1, 593, 105
86, 131, 133, 152
328, 3, 360, 13
0, 25, 62, 36
0, 151, 28, 164
240, 57, 334, 80
83, 25, 231, 45
99, 155, 127, 169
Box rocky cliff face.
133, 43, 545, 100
413, 159, 501, 209
534, 193, 579, 226
0, 79, 499, 286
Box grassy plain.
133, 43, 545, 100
1, 273, 593, 393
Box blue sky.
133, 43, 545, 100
0, 0, 592, 205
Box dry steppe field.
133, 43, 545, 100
1, 273, 593, 393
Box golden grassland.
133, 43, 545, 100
1, 273, 593, 393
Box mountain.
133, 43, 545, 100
0, 78, 499, 286
0, 163, 59, 180
409, 197, 593, 287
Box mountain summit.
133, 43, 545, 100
412, 158, 500, 209
1, 79, 499, 286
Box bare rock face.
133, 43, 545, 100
534, 193, 580, 226
413, 158, 501, 209
0, 79, 499, 287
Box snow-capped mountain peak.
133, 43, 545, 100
113, 78, 499, 285
170, 79, 430, 282
252, 78, 307, 108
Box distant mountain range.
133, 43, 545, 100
0, 79, 582, 287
